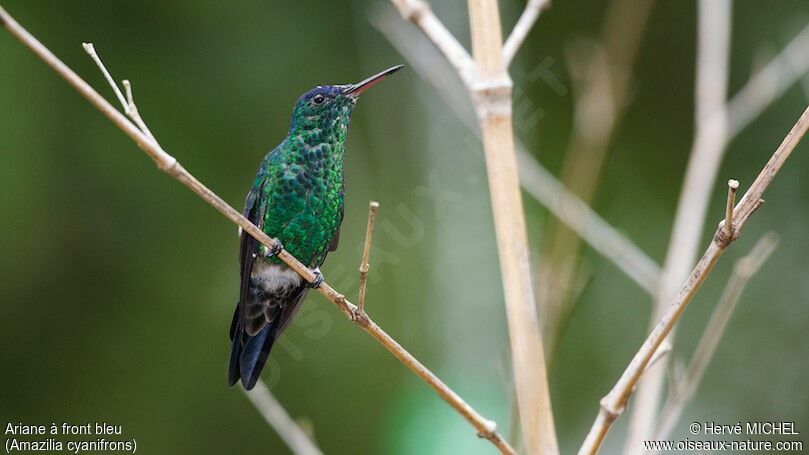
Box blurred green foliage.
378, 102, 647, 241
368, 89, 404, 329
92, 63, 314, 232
1, 1, 807, 453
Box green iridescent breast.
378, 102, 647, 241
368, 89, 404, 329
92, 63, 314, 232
249, 86, 355, 267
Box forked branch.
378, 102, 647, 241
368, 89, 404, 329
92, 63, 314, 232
370, 8, 662, 294
502, 0, 550, 65
0, 6, 515, 454
388, 0, 476, 87
578, 104, 809, 455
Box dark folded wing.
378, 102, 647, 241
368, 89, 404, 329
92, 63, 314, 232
239, 181, 266, 313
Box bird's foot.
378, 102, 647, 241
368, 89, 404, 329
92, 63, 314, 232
305, 267, 323, 288
262, 238, 284, 258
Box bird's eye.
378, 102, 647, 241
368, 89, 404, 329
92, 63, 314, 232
312, 94, 325, 105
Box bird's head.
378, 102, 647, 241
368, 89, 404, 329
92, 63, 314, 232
288, 65, 403, 136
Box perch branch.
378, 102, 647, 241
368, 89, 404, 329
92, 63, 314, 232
578, 104, 809, 455
357, 201, 380, 315
0, 6, 515, 454
82, 45, 316, 453
654, 233, 779, 440
371, 7, 662, 295
243, 382, 324, 455
502, 0, 550, 65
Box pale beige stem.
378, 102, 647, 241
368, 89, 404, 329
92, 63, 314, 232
468, 0, 558, 452
502, 0, 550, 65
578, 104, 809, 455
0, 6, 515, 454
357, 201, 380, 314
654, 233, 778, 440
388, 0, 476, 86
243, 381, 324, 455
386, 0, 558, 451
83, 43, 158, 144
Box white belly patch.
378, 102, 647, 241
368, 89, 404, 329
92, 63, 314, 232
250, 260, 303, 290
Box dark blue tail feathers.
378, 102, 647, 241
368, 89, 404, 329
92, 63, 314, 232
228, 306, 278, 390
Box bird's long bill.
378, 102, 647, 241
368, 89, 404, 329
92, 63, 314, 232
345, 65, 404, 97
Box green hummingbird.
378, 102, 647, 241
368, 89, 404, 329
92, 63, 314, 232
229, 65, 403, 390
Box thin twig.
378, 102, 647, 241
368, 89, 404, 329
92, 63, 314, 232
121, 79, 157, 143
83, 43, 160, 145
81, 42, 127, 110
357, 201, 380, 315
243, 381, 324, 455
502, 0, 550, 65
388, 0, 476, 87
723, 179, 738, 238
578, 104, 809, 455
654, 233, 779, 440
623, 0, 732, 450
370, 7, 662, 294
0, 7, 515, 454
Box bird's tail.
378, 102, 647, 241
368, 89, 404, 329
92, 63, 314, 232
228, 304, 278, 390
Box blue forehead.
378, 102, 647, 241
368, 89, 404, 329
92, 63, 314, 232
299, 85, 344, 102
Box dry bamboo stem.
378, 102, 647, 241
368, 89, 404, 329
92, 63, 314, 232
0, 6, 515, 454
578, 104, 809, 455
653, 233, 778, 440
467, 0, 558, 452
387, 0, 559, 451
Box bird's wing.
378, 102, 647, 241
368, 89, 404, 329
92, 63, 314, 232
228, 176, 267, 383
239, 180, 266, 317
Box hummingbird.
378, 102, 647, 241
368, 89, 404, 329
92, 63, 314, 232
228, 65, 403, 390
